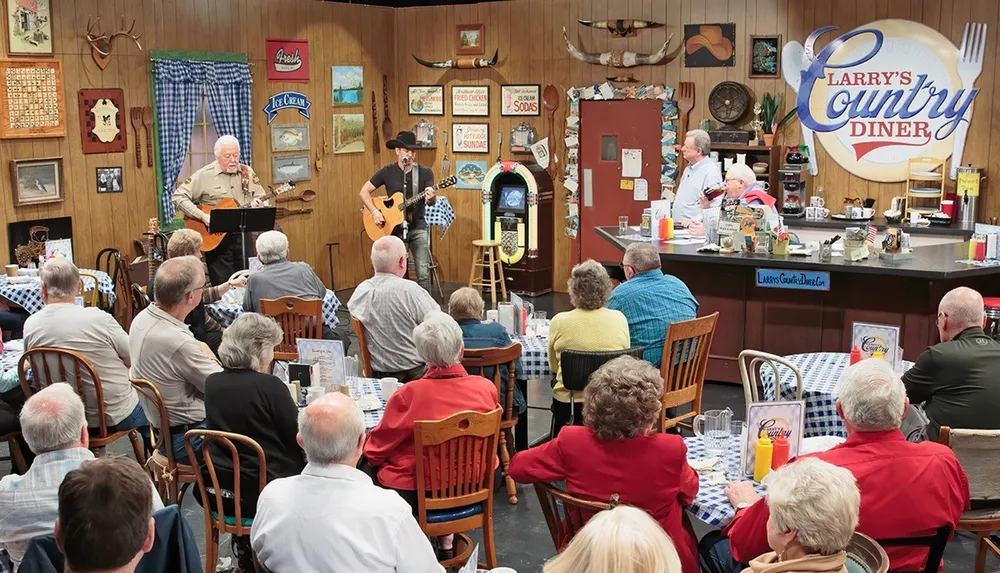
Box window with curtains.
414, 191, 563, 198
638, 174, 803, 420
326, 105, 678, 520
178, 92, 219, 182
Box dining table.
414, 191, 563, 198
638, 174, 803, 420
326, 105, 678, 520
205, 286, 341, 330
0, 270, 115, 314
684, 435, 764, 528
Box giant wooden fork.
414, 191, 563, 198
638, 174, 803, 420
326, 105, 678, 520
950, 22, 987, 180
676, 82, 695, 173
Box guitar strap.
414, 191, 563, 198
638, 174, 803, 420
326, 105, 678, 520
404, 161, 420, 239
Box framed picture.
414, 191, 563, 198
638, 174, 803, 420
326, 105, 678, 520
271, 123, 310, 152
331, 66, 363, 106
456, 24, 485, 56
272, 154, 311, 183
452, 123, 489, 154
408, 85, 444, 115
332, 113, 365, 154
0, 59, 65, 139
750, 35, 781, 78
455, 160, 488, 189
683, 23, 736, 67
78, 89, 126, 154
7, 216, 71, 266
501, 85, 541, 116
266, 38, 309, 82
95, 166, 122, 194
451, 85, 489, 117
6, 0, 52, 56
44, 238, 72, 264
11, 157, 62, 206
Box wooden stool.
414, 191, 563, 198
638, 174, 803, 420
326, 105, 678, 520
469, 239, 507, 309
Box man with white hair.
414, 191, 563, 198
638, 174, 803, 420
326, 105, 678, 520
251, 392, 443, 573
348, 236, 439, 382
903, 286, 1000, 441
0, 385, 163, 569
673, 129, 723, 224
700, 358, 969, 573
172, 134, 270, 285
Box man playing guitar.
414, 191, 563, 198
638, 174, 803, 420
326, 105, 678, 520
173, 135, 269, 285
359, 131, 437, 293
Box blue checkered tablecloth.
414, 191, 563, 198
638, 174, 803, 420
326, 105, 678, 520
684, 436, 765, 528
760, 352, 913, 438
0, 340, 23, 393
425, 196, 456, 238
296, 377, 384, 429
205, 287, 340, 330
0, 269, 115, 314
512, 333, 550, 381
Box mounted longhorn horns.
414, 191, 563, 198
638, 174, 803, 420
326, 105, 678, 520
412, 49, 499, 70
578, 19, 664, 38
562, 27, 673, 68
85, 16, 143, 71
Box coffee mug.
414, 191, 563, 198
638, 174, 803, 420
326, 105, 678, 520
723, 157, 734, 170
818, 207, 830, 218
380, 377, 399, 399
810, 196, 825, 207
4, 264, 17, 278
710, 151, 720, 161
851, 207, 863, 219
736, 153, 747, 165
805, 206, 818, 219
758, 181, 769, 191
862, 207, 874, 218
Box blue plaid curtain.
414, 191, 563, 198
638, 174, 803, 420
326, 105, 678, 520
153, 60, 253, 221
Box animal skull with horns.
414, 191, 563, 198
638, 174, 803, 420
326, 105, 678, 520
578, 19, 664, 37
562, 27, 672, 68
412, 49, 499, 70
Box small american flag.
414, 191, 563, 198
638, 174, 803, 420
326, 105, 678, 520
865, 224, 878, 244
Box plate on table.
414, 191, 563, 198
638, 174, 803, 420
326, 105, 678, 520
357, 394, 382, 411
831, 214, 872, 222
910, 170, 941, 178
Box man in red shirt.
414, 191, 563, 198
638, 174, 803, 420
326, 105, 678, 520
700, 358, 970, 573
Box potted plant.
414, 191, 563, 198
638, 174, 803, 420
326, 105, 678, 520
760, 93, 794, 146
771, 229, 790, 255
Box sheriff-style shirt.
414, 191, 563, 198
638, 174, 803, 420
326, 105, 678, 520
172, 162, 267, 220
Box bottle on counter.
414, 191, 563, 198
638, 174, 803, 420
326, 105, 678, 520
771, 435, 790, 470
872, 349, 885, 359
754, 429, 773, 482
849, 346, 862, 365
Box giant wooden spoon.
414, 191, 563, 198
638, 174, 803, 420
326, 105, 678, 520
275, 189, 317, 203
542, 85, 560, 179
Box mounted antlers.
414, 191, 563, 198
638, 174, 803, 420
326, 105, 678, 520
85, 16, 143, 71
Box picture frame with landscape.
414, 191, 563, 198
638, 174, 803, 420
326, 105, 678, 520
11, 157, 62, 206
456, 24, 485, 56
331, 66, 363, 106
332, 113, 365, 154
6, 0, 52, 56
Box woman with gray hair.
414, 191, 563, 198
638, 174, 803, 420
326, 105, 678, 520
547, 259, 630, 434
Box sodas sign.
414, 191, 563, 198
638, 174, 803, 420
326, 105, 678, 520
798, 20, 978, 182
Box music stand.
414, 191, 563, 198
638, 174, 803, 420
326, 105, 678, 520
209, 207, 277, 270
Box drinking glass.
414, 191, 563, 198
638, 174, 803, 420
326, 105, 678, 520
344, 356, 359, 379
693, 407, 734, 459
618, 216, 629, 236
727, 420, 748, 479
533, 310, 547, 322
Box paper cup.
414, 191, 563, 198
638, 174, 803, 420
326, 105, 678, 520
379, 377, 399, 399
5, 264, 17, 277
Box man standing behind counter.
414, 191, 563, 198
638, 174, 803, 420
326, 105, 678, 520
673, 129, 723, 225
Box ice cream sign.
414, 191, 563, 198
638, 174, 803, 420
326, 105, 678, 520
796, 20, 982, 182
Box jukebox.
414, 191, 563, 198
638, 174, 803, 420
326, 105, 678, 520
480, 160, 554, 295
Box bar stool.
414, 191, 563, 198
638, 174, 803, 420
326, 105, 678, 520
469, 239, 507, 309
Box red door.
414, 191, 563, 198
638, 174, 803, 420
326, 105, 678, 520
577, 99, 662, 265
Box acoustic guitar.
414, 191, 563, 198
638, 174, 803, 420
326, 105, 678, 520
183, 182, 295, 252
362, 175, 457, 240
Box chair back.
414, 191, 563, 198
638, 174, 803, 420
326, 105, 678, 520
876, 526, 951, 573
939, 426, 1000, 503
533, 482, 618, 550
19, 347, 113, 438
846, 532, 890, 573
131, 283, 150, 314
738, 349, 804, 405
413, 409, 502, 524
461, 344, 521, 422
561, 347, 645, 392
130, 377, 181, 503
184, 429, 267, 537
78, 272, 100, 308
259, 297, 323, 361
116, 252, 138, 330
95, 248, 120, 313
659, 312, 719, 431
351, 317, 373, 377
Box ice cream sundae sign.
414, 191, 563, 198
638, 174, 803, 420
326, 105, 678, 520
798, 20, 979, 182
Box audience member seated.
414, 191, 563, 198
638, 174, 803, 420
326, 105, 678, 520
740, 458, 860, 573
607, 243, 698, 368
348, 236, 439, 382
24, 259, 149, 439
700, 358, 970, 573
363, 311, 500, 559
0, 306, 28, 341
204, 312, 306, 572
0, 387, 32, 472
547, 260, 629, 435
251, 392, 443, 573
509, 356, 699, 573
129, 256, 222, 463
0, 385, 163, 570
447, 286, 526, 415
542, 505, 682, 573
902, 286, 1000, 442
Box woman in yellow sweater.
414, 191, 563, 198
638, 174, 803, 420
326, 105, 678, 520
548, 260, 630, 436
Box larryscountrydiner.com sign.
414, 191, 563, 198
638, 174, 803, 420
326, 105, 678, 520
755, 269, 830, 291
797, 20, 979, 182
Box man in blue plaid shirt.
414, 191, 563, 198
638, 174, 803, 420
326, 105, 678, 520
607, 242, 698, 367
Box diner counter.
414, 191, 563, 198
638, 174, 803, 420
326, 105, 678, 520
785, 216, 975, 238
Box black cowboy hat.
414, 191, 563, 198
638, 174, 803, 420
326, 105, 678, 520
386, 131, 421, 150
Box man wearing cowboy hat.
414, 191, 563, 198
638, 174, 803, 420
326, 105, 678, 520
359, 131, 437, 294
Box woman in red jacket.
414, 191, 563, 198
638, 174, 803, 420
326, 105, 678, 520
508, 355, 700, 573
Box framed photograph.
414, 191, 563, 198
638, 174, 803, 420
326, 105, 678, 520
95, 166, 122, 194
0, 59, 65, 139
331, 66, 363, 106
272, 154, 311, 183
266, 38, 309, 82
455, 160, 488, 190
78, 89, 126, 154
6, 0, 52, 56
451, 85, 489, 117
750, 35, 781, 78
456, 24, 485, 56
271, 123, 310, 152
332, 113, 365, 154
408, 85, 444, 115
452, 123, 489, 154
501, 85, 541, 116
11, 157, 62, 206
683, 23, 736, 67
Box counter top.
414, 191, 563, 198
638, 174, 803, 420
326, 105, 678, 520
595, 226, 1000, 280
784, 216, 975, 238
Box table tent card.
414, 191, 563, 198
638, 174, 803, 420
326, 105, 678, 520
851, 322, 901, 367
295, 339, 346, 392
743, 400, 805, 478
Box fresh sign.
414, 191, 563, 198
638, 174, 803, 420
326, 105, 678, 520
266, 38, 309, 82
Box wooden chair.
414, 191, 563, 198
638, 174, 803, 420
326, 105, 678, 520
414, 408, 502, 569
468, 239, 507, 309
561, 347, 645, 425
847, 532, 890, 573
131, 283, 149, 315
185, 429, 267, 573
130, 377, 198, 506
462, 343, 522, 504
738, 349, 804, 406
875, 526, 951, 573
534, 481, 618, 551
658, 312, 719, 432
351, 317, 373, 377
940, 426, 1000, 573
259, 297, 322, 362
116, 251, 139, 330
95, 248, 120, 314
0, 431, 27, 474
19, 348, 144, 464
78, 272, 100, 308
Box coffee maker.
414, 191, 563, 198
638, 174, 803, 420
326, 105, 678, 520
779, 164, 811, 217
